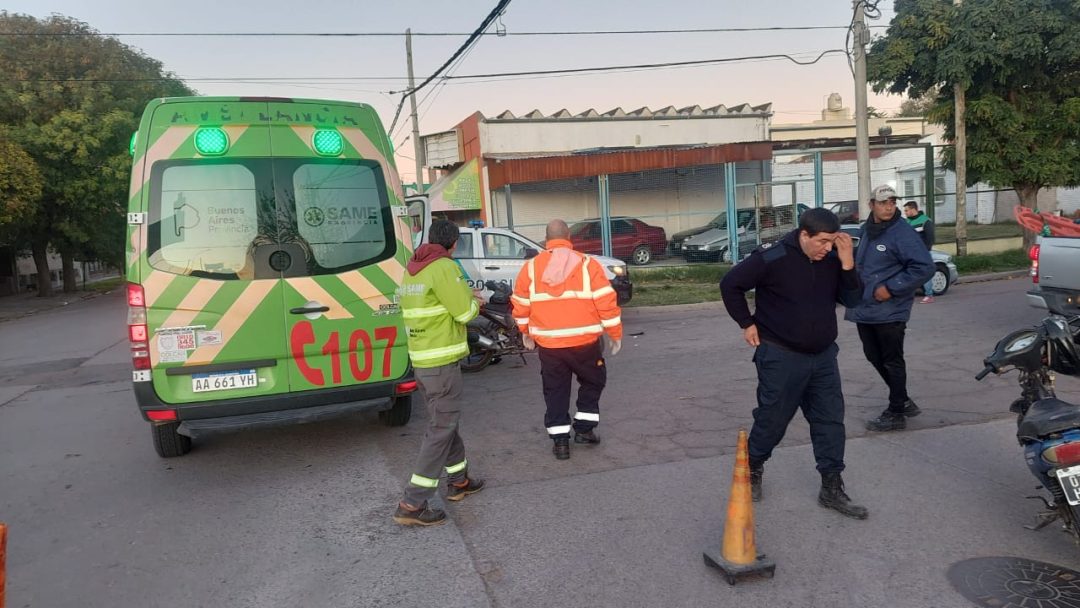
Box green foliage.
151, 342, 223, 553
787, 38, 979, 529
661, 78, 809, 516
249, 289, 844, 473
0, 136, 42, 232
867, 0, 1080, 196
951, 248, 1029, 274
0, 12, 193, 266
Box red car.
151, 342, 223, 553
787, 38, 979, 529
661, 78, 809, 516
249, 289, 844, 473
569, 217, 667, 265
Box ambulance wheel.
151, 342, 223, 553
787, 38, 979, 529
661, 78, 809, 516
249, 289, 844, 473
380, 395, 412, 427
151, 422, 192, 458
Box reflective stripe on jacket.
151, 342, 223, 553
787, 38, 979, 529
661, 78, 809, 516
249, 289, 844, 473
400, 258, 479, 368
511, 239, 623, 349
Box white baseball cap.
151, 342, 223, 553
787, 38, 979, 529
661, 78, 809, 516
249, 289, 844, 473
872, 185, 898, 202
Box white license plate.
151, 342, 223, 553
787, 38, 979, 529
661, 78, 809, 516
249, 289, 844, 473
1056, 465, 1080, 506
191, 369, 257, 393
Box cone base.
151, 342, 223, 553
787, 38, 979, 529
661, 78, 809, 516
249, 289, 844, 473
703, 549, 776, 585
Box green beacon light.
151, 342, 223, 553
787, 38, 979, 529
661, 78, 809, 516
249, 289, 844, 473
129, 132, 137, 157
312, 129, 344, 156
194, 127, 229, 156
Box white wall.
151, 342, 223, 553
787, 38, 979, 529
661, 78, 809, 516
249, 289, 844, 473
480, 117, 769, 154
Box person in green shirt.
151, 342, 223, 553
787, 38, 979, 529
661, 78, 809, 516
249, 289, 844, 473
903, 201, 937, 303
393, 220, 484, 526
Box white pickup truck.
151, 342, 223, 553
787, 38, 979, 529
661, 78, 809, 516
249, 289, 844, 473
1028, 235, 1080, 316
406, 196, 632, 304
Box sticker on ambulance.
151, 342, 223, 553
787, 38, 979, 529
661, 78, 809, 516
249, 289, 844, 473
196, 330, 223, 346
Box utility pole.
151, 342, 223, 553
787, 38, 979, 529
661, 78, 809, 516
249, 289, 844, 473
852, 0, 872, 207
406, 29, 424, 194
953, 0, 968, 256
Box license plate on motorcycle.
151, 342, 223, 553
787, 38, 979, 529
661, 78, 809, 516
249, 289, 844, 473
1055, 466, 1080, 506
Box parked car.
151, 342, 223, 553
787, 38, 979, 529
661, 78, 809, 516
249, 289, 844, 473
681, 203, 810, 263
569, 217, 667, 265
452, 225, 632, 305
826, 200, 861, 224
667, 209, 755, 255
840, 224, 959, 295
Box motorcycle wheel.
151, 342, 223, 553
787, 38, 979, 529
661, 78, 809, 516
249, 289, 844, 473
461, 331, 495, 373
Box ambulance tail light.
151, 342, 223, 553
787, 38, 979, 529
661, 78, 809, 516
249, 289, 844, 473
127, 283, 151, 370
145, 409, 177, 422
395, 380, 418, 395
1029, 244, 1041, 284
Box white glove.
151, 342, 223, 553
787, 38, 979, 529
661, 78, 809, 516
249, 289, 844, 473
608, 337, 622, 356
522, 335, 536, 351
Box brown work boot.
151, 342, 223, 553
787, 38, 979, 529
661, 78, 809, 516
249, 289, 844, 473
446, 477, 485, 502
392, 501, 447, 526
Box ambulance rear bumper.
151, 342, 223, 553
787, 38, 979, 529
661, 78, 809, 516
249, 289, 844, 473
133, 374, 413, 438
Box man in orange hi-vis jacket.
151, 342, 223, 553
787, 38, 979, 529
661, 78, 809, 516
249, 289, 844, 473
513, 219, 623, 461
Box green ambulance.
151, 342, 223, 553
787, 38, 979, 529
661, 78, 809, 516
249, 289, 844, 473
125, 97, 421, 457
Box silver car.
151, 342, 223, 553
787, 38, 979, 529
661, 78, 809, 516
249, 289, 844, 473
841, 224, 959, 296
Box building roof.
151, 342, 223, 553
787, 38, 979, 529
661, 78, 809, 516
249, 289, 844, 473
483, 103, 772, 122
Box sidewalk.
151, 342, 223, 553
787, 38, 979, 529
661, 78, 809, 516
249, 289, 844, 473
0, 276, 121, 323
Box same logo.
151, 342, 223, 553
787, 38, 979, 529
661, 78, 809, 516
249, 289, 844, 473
303, 207, 325, 227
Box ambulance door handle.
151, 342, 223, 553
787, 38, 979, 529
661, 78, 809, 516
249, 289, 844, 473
290, 305, 329, 315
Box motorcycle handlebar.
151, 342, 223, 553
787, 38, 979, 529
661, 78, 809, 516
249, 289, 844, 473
975, 365, 994, 381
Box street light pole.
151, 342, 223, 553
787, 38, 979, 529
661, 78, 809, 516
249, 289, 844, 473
406, 29, 424, 194
852, 0, 872, 206
953, 0, 968, 256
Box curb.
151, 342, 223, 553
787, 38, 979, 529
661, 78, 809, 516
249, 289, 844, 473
955, 269, 1028, 285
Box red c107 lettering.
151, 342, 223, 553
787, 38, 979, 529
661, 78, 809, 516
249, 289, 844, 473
289, 321, 398, 386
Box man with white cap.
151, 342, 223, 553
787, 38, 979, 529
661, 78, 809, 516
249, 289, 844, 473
845, 185, 935, 432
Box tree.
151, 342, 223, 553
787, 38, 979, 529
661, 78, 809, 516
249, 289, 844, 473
867, 0, 1080, 247
0, 13, 192, 295
895, 91, 938, 118
0, 137, 42, 231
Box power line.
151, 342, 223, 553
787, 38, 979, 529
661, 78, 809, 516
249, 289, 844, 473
0, 25, 889, 37
386, 0, 512, 135
0, 49, 848, 85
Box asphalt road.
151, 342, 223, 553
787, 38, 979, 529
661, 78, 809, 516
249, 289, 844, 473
3, 277, 1080, 607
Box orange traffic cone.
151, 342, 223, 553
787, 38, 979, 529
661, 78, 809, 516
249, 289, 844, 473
704, 430, 776, 584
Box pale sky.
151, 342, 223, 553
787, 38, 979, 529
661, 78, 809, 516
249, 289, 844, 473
6, 0, 902, 182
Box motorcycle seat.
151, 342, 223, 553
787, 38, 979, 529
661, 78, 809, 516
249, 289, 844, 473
1018, 398, 1080, 440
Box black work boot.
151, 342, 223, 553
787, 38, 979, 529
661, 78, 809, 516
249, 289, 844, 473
749, 459, 764, 503
552, 437, 570, 460
818, 472, 869, 520
865, 409, 906, 432
574, 430, 601, 445
901, 399, 921, 417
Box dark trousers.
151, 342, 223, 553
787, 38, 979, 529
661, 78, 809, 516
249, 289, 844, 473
856, 322, 909, 411
748, 342, 846, 474
538, 340, 607, 439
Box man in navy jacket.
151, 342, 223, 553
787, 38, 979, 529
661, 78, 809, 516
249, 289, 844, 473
846, 185, 935, 432
720, 208, 867, 519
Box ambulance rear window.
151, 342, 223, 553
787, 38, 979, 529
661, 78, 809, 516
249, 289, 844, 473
291, 161, 393, 273
146, 158, 395, 279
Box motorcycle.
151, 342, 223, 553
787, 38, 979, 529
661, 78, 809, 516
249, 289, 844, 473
462, 280, 528, 373
976, 314, 1080, 539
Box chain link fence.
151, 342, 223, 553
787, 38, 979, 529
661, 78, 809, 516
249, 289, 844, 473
488, 142, 1074, 268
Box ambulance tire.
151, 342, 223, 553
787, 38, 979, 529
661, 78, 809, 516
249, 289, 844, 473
380, 395, 412, 427
151, 422, 192, 458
